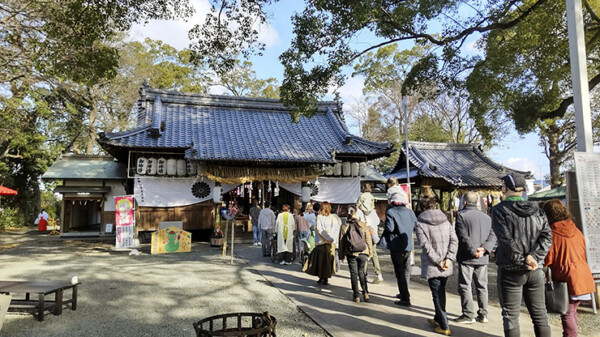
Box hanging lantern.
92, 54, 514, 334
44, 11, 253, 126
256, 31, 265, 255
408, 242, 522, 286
342, 162, 351, 176
333, 163, 342, 176
351, 162, 359, 176
325, 165, 334, 176
147, 157, 157, 175
166, 159, 177, 176
136, 157, 148, 175
359, 162, 367, 176
213, 185, 222, 203
187, 160, 197, 175
157, 158, 167, 175
176, 159, 186, 176
301, 186, 312, 202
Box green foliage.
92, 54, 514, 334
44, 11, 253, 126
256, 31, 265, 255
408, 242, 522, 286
218, 60, 280, 98
0, 207, 26, 229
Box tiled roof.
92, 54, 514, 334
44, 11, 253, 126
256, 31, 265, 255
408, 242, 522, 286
42, 155, 127, 180
389, 141, 533, 188
98, 87, 393, 164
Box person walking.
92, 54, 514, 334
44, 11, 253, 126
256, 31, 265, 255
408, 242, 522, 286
258, 201, 276, 257
416, 196, 458, 336
303, 201, 339, 285
357, 184, 383, 284
453, 191, 497, 324
382, 186, 417, 306
36, 209, 49, 231
543, 199, 595, 337
492, 174, 552, 337
249, 200, 262, 246
339, 206, 373, 303
275, 204, 295, 265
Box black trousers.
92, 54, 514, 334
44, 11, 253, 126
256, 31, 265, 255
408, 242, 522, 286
347, 254, 369, 298
497, 268, 551, 337
390, 250, 411, 302
429, 277, 449, 330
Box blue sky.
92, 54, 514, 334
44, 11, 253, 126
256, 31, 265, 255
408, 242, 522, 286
129, 0, 550, 179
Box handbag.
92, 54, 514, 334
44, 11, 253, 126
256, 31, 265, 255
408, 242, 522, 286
544, 267, 570, 314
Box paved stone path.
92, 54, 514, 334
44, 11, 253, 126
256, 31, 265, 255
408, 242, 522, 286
237, 245, 567, 337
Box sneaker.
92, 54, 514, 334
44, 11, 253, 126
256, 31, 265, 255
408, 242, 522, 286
373, 274, 383, 284
279, 260, 286, 265
363, 293, 370, 302
453, 315, 475, 324
427, 318, 440, 328
434, 327, 452, 336
257, 242, 262, 246
253, 242, 258, 246
394, 300, 411, 307
476, 314, 488, 323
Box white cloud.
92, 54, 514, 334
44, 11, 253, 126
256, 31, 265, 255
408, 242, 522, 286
129, 0, 280, 50
504, 157, 541, 180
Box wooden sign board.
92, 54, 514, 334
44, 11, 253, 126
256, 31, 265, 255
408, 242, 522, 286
151, 227, 192, 254
0, 294, 11, 331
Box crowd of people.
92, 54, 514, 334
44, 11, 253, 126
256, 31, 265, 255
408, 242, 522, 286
245, 174, 594, 337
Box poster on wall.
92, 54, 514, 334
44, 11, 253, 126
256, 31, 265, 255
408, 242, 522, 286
115, 196, 135, 249
574, 152, 600, 277
151, 227, 192, 254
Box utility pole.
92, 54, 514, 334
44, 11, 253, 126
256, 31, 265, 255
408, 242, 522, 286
401, 97, 411, 201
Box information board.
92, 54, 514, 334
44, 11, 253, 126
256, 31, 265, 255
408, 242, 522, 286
115, 196, 135, 249
574, 152, 600, 276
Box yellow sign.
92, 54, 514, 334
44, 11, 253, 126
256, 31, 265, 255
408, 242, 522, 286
151, 227, 192, 254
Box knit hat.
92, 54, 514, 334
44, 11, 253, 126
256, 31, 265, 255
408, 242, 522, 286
387, 185, 409, 204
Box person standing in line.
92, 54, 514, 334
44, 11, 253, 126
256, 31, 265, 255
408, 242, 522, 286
543, 199, 595, 337
258, 201, 276, 257
382, 186, 417, 306
249, 200, 262, 246
294, 208, 310, 259
275, 204, 296, 265
492, 174, 552, 337
416, 196, 458, 336
303, 201, 339, 285
453, 191, 497, 324
339, 206, 373, 303
357, 184, 383, 284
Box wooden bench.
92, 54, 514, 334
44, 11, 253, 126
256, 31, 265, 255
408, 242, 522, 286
0, 281, 80, 321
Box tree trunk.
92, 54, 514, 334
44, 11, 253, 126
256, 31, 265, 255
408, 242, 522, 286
86, 103, 97, 154
546, 127, 563, 188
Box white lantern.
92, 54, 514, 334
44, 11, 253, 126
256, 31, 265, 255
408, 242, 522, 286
351, 162, 359, 176
301, 186, 312, 203
325, 165, 334, 176
342, 162, 351, 176
136, 157, 147, 175
333, 163, 342, 176
166, 159, 177, 175
147, 157, 157, 175
187, 161, 197, 175
176, 159, 186, 176
157, 158, 167, 175
213, 185, 222, 203
359, 162, 367, 176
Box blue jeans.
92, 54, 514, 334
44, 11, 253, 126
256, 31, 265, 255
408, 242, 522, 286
429, 277, 449, 330
252, 223, 262, 243
297, 230, 309, 252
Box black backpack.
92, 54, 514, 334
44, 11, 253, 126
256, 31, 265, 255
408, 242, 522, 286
345, 220, 367, 253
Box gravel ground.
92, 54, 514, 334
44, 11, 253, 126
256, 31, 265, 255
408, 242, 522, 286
0, 230, 329, 337
376, 244, 600, 337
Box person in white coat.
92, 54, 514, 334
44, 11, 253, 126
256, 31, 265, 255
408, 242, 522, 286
357, 184, 383, 284
276, 204, 296, 265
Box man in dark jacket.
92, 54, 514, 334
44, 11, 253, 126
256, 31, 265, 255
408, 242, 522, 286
382, 186, 417, 306
491, 174, 552, 337
454, 191, 497, 324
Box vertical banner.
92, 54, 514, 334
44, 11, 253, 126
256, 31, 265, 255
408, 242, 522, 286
115, 196, 135, 249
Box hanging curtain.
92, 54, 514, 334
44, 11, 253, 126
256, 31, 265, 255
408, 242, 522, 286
134, 176, 237, 207
279, 177, 361, 204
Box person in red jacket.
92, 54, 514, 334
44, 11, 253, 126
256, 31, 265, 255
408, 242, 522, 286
543, 199, 595, 337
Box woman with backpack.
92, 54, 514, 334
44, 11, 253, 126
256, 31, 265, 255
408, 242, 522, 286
339, 206, 373, 303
